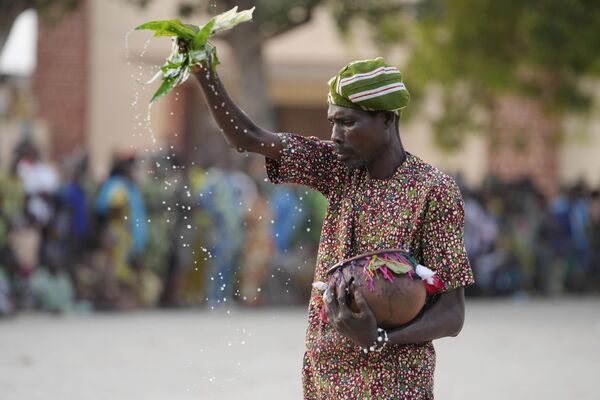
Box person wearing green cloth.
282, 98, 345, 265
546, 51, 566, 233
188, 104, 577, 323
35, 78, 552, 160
193, 56, 474, 399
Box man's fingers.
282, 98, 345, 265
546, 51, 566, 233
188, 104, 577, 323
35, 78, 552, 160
352, 287, 372, 317
177, 38, 188, 53
336, 281, 347, 304
323, 298, 334, 323
337, 280, 358, 318
324, 286, 339, 318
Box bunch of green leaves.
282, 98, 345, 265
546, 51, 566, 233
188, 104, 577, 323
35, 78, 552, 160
135, 6, 255, 106
365, 255, 414, 275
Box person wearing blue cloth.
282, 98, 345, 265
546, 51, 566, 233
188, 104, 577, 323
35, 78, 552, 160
96, 153, 148, 258
95, 153, 149, 302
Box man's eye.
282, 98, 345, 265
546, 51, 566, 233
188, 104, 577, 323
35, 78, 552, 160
342, 120, 354, 127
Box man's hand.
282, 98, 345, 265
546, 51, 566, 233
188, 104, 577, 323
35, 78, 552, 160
177, 38, 189, 54
190, 49, 214, 80
191, 60, 211, 82
324, 280, 378, 348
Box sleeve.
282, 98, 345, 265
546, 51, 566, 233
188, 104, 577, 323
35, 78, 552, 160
265, 133, 346, 198
419, 176, 475, 293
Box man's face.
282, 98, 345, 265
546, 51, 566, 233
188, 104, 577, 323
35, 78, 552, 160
327, 104, 390, 170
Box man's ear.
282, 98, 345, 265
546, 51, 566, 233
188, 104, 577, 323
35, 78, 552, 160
381, 111, 396, 128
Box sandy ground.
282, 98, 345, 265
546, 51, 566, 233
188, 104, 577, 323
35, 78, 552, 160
1, 298, 599, 400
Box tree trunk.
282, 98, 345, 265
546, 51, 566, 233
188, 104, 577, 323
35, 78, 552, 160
225, 23, 277, 131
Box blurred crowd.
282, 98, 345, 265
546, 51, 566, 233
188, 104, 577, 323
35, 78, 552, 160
462, 176, 600, 297
0, 139, 599, 316
0, 139, 326, 315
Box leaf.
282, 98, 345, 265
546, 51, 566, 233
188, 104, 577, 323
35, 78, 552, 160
135, 19, 197, 41
384, 260, 413, 275
184, 24, 200, 34
142, 69, 163, 85
211, 6, 255, 34
212, 49, 221, 71
191, 19, 216, 50
189, 50, 208, 63
367, 257, 413, 275
205, 42, 220, 74
190, 42, 220, 73
149, 74, 178, 107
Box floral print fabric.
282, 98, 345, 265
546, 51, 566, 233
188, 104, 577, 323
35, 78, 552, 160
266, 133, 474, 399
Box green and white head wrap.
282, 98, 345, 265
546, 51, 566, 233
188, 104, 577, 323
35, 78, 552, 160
327, 57, 410, 113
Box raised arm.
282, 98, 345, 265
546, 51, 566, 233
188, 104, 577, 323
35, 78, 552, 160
193, 62, 282, 160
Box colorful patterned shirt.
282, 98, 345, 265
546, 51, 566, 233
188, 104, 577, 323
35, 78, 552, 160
266, 133, 474, 399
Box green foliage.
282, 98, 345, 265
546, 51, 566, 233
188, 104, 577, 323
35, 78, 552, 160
431, 93, 480, 152
415, 0, 600, 90
135, 19, 199, 41
252, 0, 320, 37
191, 19, 215, 48
135, 6, 254, 107
329, 0, 409, 49
404, 0, 600, 150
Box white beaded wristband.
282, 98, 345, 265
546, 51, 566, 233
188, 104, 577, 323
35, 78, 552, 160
362, 328, 389, 353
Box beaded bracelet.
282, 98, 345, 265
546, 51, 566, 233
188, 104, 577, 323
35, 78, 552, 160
362, 328, 389, 353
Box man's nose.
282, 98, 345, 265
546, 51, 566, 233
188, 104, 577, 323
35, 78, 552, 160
330, 125, 343, 144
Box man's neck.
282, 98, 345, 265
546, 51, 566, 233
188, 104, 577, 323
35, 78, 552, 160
366, 140, 407, 180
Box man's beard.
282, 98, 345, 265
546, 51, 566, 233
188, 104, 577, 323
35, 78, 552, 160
333, 144, 367, 171
343, 157, 367, 171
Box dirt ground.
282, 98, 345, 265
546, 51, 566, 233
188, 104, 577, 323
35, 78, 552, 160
1, 298, 599, 400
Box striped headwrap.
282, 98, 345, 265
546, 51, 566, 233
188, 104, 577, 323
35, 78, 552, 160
327, 57, 410, 113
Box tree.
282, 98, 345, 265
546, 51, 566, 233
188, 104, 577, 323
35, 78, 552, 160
402, 0, 600, 151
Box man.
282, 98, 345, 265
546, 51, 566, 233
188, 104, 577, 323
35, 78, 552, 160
194, 57, 474, 399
